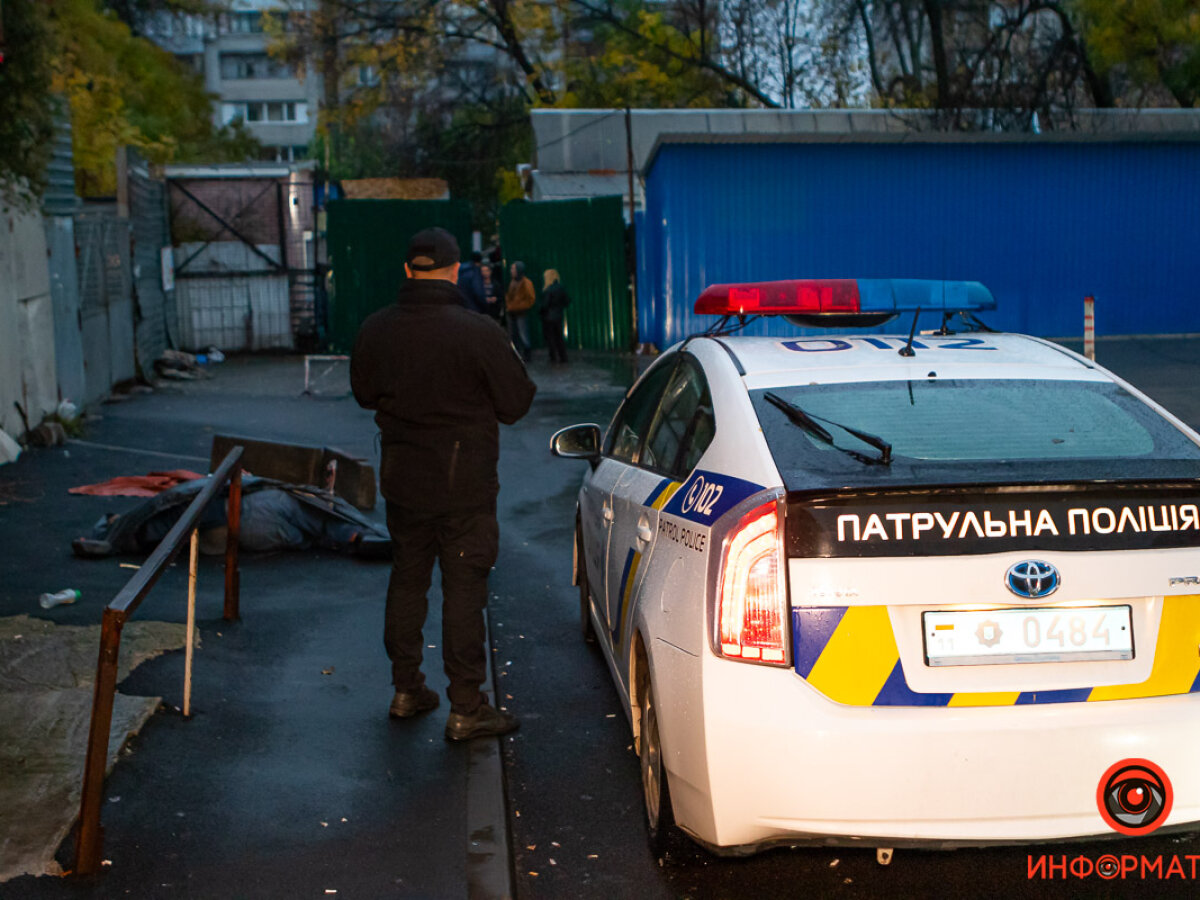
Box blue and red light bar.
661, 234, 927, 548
694, 279, 996, 317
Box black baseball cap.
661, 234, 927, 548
406, 227, 460, 271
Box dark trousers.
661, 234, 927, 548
508, 313, 531, 361
385, 503, 499, 714
543, 317, 568, 363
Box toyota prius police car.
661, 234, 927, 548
551, 279, 1200, 856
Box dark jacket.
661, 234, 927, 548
457, 262, 487, 314
351, 278, 537, 512
481, 274, 502, 320
540, 282, 570, 322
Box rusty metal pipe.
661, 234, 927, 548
224, 463, 242, 621
75, 608, 126, 875
73, 447, 244, 877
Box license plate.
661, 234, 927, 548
923, 605, 1133, 666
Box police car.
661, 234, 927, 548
550, 279, 1200, 855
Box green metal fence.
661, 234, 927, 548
498, 196, 632, 352
326, 199, 473, 350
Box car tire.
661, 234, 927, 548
640, 677, 682, 853
577, 523, 596, 644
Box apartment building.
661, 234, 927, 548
148, 1, 321, 163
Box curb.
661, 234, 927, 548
466, 609, 514, 900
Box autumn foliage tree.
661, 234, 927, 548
0, 0, 58, 200
1075, 0, 1200, 108
52, 0, 259, 196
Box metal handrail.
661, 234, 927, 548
74, 447, 245, 876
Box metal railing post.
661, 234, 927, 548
223, 464, 242, 621
183, 530, 199, 718
71, 447, 244, 878
75, 608, 126, 875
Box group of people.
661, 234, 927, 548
456, 251, 571, 365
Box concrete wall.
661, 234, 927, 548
0, 204, 58, 438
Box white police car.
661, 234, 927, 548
551, 279, 1200, 855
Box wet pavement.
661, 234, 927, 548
0, 353, 634, 899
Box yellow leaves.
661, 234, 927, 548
496, 168, 526, 206
48, 0, 242, 196
1076, 0, 1200, 102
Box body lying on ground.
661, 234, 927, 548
72, 475, 391, 559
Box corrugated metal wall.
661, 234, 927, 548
498, 197, 632, 352
128, 149, 173, 369
43, 114, 86, 405
75, 209, 135, 402
43, 112, 80, 218
640, 141, 1200, 348
174, 244, 292, 351
326, 199, 473, 350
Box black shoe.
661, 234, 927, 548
444, 702, 519, 741
389, 686, 440, 718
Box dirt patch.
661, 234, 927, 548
0, 615, 190, 881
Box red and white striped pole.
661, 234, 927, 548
1083, 295, 1096, 361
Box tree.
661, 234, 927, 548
829, 0, 1117, 129
557, 6, 740, 107
50, 0, 258, 196
272, 0, 537, 225
1075, 0, 1200, 108
102, 0, 225, 36
0, 0, 58, 200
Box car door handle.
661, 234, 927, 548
636, 519, 653, 543
602, 506, 614, 522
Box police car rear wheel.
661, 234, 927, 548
639, 679, 679, 851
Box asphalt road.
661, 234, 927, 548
490, 337, 1200, 900
0, 358, 479, 899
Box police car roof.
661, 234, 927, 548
700, 332, 1107, 389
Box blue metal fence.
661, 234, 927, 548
638, 141, 1200, 348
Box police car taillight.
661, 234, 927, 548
716, 501, 788, 666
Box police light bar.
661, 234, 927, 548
694, 279, 996, 319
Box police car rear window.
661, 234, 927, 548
753, 380, 1200, 491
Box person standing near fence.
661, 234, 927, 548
505, 261, 535, 362
350, 227, 537, 741
457, 251, 487, 314
539, 269, 570, 365
480, 262, 503, 322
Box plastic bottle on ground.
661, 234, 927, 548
39, 589, 81, 609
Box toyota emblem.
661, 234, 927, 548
1005, 560, 1060, 599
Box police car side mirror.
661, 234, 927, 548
550, 424, 602, 468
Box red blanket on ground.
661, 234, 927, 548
69, 470, 205, 497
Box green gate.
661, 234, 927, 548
326, 199, 473, 350
498, 196, 632, 352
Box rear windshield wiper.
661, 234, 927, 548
764, 392, 893, 466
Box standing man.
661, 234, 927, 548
457, 251, 487, 314
351, 227, 536, 741
505, 261, 535, 362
